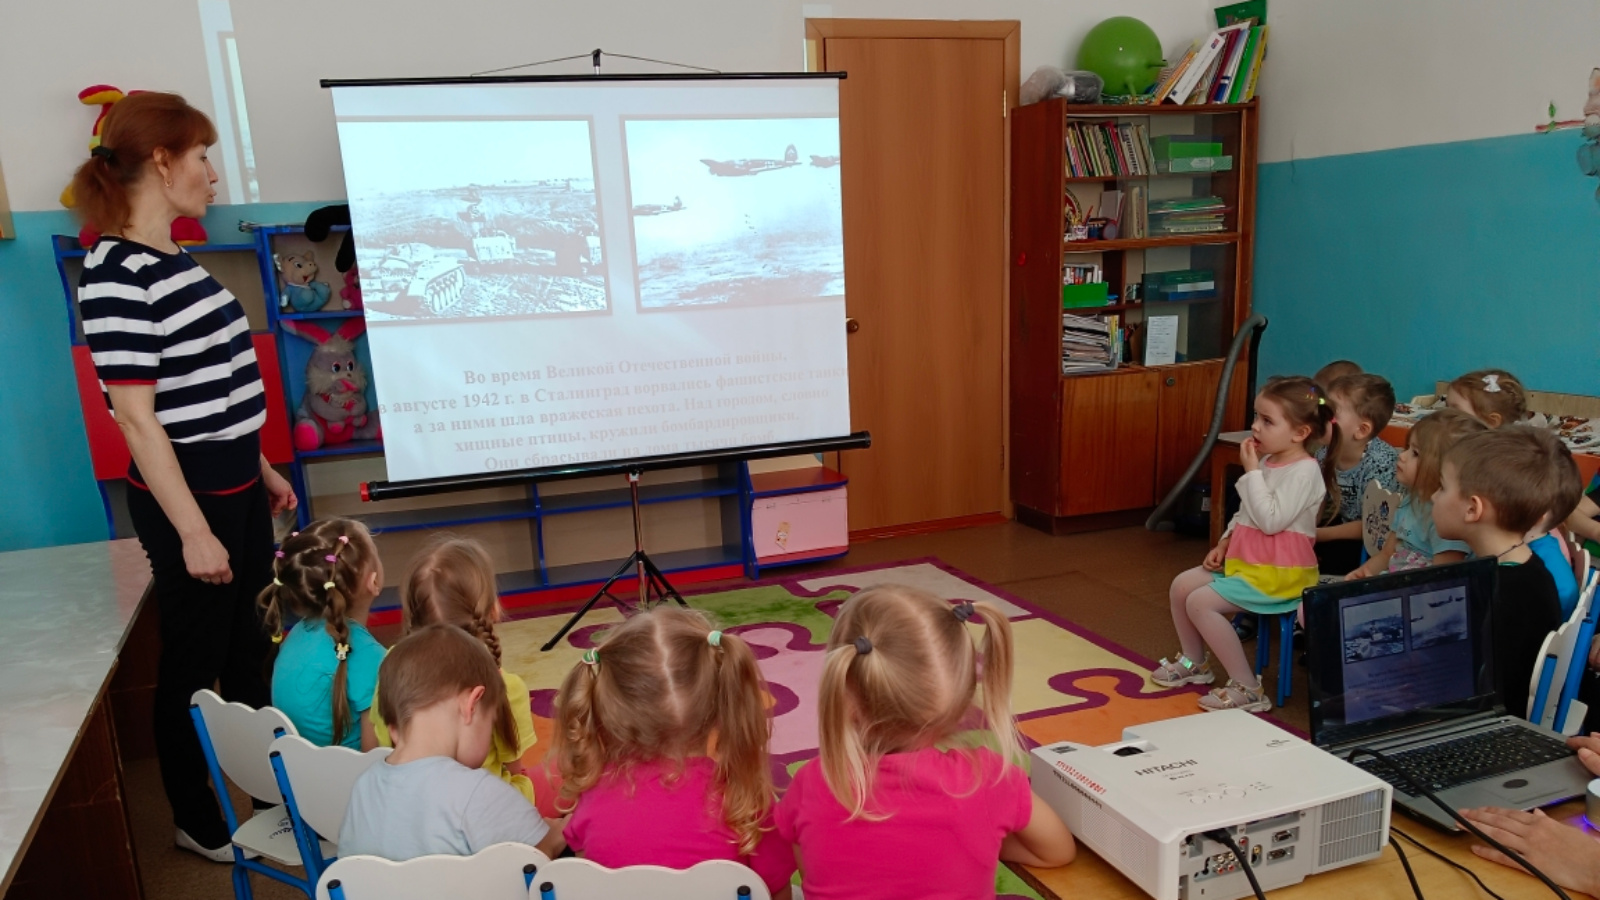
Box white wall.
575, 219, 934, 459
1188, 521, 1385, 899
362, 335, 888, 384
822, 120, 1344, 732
1, 0, 1215, 210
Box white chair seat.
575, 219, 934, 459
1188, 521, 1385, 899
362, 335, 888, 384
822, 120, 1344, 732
233, 804, 336, 867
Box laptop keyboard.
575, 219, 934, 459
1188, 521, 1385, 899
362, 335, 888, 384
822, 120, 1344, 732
1350, 725, 1574, 794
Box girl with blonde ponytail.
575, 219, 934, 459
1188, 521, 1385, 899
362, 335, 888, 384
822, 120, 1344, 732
260, 518, 385, 749
367, 536, 535, 803
775, 585, 1075, 900
551, 606, 795, 899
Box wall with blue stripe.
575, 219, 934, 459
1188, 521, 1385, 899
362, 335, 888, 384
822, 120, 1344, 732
0, 202, 321, 551
1252, 129, 1600, 399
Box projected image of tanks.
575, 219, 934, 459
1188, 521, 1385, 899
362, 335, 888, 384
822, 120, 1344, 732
337, 118, 607, 322
624, 117, 843, 309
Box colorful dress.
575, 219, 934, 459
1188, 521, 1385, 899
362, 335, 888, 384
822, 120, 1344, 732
1214, 456, 1326, 614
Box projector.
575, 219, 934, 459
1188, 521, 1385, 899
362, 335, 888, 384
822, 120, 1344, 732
1030, 710, 1391, 900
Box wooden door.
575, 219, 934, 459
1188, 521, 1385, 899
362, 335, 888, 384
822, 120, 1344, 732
1155, 360, 1249, 502
816, 25, 1015, 532
1060, 369, 1160, 516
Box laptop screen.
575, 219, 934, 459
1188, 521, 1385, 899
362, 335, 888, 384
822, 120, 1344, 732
1306, 558, 1500, 749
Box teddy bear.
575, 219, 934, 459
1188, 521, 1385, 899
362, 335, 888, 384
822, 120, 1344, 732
61, 85, 207, 247
275, 249, 334, 313
280, 319, 381, 450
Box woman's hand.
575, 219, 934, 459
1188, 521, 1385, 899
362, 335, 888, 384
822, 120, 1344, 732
1203, 542, 1228, 572
262, 463, 298, 517
1239, 437, 1261, 473
1569, 733, 1600, 776
1460, 806, 1600, 897
183, 529, 233, 584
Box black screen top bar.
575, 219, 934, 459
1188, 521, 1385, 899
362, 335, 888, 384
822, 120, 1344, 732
363, 431, 870, 502
321, 72, 846, 89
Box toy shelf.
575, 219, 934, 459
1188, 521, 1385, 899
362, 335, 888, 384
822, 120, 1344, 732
278, 310, 364, 321
540, 477, 741, 515
749, 467, 847, 498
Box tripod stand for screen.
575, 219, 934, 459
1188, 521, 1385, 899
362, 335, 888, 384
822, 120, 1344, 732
540, 470, 686, 651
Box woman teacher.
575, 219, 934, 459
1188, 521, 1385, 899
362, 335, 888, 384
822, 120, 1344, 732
69, 92, 297, 861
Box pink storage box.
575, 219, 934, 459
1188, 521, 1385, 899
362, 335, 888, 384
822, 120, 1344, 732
751, 487, 848, 559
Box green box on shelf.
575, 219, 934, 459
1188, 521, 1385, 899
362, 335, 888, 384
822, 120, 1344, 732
1150, 137, 1224, 160
1154, 155, 1233, 174
1062, 281, 1110, 309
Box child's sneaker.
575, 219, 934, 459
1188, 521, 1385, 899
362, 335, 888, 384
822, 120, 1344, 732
1151, 653, 1213, 687
1198, 679, 1273, 713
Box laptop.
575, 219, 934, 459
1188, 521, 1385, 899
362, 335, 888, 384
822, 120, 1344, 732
1304, 558, 1591, 831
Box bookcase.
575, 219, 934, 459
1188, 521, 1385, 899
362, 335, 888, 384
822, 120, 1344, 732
1009, 98, 1258, 531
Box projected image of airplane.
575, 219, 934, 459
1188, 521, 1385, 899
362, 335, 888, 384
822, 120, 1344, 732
809, 155, 840, 168
632, 196, 685, 216
700, 144, 801, 177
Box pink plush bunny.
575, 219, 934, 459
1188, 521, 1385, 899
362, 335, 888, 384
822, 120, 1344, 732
280, 319, 381, 450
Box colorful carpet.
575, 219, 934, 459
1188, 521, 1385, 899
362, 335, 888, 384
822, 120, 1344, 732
497, 558, 1208, 898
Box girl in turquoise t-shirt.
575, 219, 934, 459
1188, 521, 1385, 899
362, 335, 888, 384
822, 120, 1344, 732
1350, 409, 1484, 579
261, 518, 386, 749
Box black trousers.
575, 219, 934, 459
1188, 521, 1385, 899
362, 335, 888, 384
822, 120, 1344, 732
128, 481, 273, 844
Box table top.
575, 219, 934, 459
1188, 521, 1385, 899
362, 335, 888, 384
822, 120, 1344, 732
0, 540, 150, 888
1018, 798, 1595, 899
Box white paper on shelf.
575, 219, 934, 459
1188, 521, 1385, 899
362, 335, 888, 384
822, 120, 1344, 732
1144, 315, 1179, 366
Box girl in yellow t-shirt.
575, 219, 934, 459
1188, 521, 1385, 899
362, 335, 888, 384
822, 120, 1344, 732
365, 537, 537, 803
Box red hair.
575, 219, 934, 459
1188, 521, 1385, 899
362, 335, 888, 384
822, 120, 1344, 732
67, 92, 217, 236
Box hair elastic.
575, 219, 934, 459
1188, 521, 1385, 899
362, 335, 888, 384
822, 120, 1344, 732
853, 636, 873, 655
581, 648, 600, 667
323, 580, 336, 590
1482, 373, 1502, 393
91, 145, 114, 161
272, 577, 283, 586
707, 630, 723, 647
952, 601, 976, 622
271, 632, 284, 644
335, 642, 350, 661
274, 550, 285, 559
337, 535, 350, 544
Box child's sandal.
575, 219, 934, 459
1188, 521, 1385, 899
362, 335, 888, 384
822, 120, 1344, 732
1198, 679, 1272, 713
1151, 653, 1214, 688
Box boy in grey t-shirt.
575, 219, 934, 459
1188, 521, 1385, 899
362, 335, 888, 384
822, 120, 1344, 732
337, 625, 565, 860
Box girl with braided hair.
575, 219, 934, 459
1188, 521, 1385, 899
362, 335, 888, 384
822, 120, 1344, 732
260, 518, 386, 749
367, 536, 535, 804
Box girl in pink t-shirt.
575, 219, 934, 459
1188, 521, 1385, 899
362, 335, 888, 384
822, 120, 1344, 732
552, 606, 794, 898
775, 586, 1075, 900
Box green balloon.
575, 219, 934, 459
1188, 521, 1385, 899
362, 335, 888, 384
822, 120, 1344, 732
1076, 17, 1166, 97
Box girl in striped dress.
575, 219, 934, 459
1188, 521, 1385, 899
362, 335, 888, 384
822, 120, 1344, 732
1152, 376, 1337, 712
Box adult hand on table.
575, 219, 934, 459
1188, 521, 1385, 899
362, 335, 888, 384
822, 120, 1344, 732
1459, 806, 1600, 898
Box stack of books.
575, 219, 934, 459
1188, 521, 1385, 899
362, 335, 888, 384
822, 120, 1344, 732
1062, 314, 1123, 375
1121, 185, 1149, 239
1065, 122, 1156, 178
1144, 269, 1219, 301
1063, 264, 1102, 285
1151, 4, 1268, 106
1149, 197, 1229, 235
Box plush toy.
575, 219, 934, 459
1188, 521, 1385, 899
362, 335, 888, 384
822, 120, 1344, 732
280, 319, 381, 450
340, 265, 364, 311
61, 85, 208, 247
275, 250, 333, 312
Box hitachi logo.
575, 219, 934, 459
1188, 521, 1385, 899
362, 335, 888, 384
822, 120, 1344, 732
1133, 759, 1199, 776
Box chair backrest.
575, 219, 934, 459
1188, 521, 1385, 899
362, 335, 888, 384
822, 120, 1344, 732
1528, 554, 1597, 733
1554, 556, 1599, 734
530, 858, 771, 900
191, 689, 296, 802
270, 734, 391, 840
1359, 479, 1403, 559
314, 843, 548, 900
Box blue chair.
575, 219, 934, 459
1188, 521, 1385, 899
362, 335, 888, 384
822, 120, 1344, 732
1252, 612, 1296, 707
315, 843, 548, 900
1529, 551, 1597, 733
530, 858, 771, 899
190, 689, 326, 899
269, 734, 391, 888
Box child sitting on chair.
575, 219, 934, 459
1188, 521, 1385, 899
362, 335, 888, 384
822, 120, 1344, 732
1154, 377, 1335, 712
552, 606, 795, 899
261, 519, 386, 749
366, 537, 539, 805
1433, 427, 1579, 720
1349, 409, 1484, 578
339, 624, 566, 860
776, 585, 1074, 899
1314, 373, 1399, 575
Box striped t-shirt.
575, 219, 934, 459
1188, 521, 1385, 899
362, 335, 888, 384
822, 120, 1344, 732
78, 238, 266, 492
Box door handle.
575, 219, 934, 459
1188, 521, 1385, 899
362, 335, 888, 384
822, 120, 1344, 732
1165, 377, 1177, 387
846, 317, 860, 334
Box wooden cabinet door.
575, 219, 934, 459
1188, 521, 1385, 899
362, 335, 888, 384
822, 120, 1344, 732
1155, 360, 1250, 503
1059, 369, 1159, 516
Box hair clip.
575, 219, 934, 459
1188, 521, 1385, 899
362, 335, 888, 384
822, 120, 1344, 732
581, 648, 600, 667
274, 550, 285, 559
707, 630, 723, 647
323, 580, 336, 590
272, 577, 283, 586
90, 145, 115, 161
952, 601, 976, 622
325, 554, 338, 562
291, 531, 299, 537
853, 636, 873, 655
1482, 373, 1502, 393
1317, 395, 1327, 405
335, 642, 350, 661
271, 632, 284, 644
337, 535, 350, 544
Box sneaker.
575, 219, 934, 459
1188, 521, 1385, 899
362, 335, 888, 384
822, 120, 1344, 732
176, 828, 255, 864
1198, 679, 1273, 713
1151, 653, 1214, 688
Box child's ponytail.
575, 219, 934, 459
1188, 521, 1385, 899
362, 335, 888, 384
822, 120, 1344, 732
707, 630, 775, 855
1315, 395, 1342, 524
553, 649, 605, 813
817, 638, 875, 819
969, 602, 1022, 768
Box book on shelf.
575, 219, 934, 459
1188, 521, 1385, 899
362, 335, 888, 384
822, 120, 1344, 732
1061, 313, 1122, 374
1170, 28, 1230, 104
1241, 24, 1269, 100
1063, 264, 1103, 285
1212, 23, 1251, 102
1215, 0, 1267, 29
1123, 184, 1149, 239
1153, 41, 1199, 104
1227, 26, 1262, 103
1149, 196, 1226, 213
1164, 17, 1266, 105
1064, 123, 1156, 178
